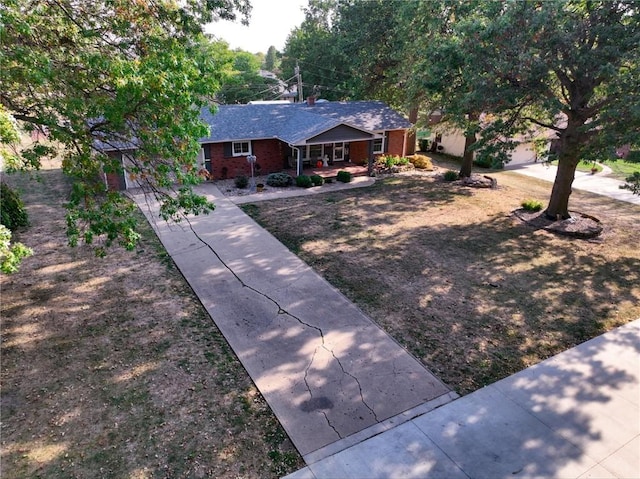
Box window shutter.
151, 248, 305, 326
223, 142, 232, 158
384, 132, 389, 153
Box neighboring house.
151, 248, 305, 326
100, 99, 413, 190
428, 121, 555, 167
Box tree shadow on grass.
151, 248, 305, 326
1, 168, 303, 478
309, 320, 639, 478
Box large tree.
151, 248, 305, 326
1, 0, 250, 254
281, 0, 355, 101
217, 49, 282, 104
409, 0, 640, 218
263, 45, 279, 72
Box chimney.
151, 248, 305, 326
307, 96, 315, 106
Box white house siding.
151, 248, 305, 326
431, 128, 550, 166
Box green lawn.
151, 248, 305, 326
604, 159, 640, 181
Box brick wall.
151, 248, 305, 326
206, 139, 287, 179
387, 130, 406, 156
349, 141, 370, 164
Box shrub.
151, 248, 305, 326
266, 172, 293, 187
310, 174, 324, 186
295, 175, 313, 188
443, 170, 458, 181
409, 154, 434, 170
473, 156, 493, 168
0, 224, 33, 274
621, 171, 640, 195
234, 175, 249, 189
521, 199, 544, 212
625, 150, 640, 163
380, 155, 411, 168
336, 170, 352, 183
0, 182, 29, 230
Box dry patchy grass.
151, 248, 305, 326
1, 164, 303, 478
242, 165, 640, 395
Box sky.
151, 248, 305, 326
205, 0, 307, 54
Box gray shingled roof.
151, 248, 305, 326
199, 101, 411, 145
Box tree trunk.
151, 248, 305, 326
545, 119, 582, 220
545, 159, 577, 219
459, 132, 476, 178
405, 107, 419, 155
459, 112, 478, 178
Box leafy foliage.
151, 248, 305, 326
621, 172, 640, 195
217, 49, 283, 104
409, 154, 434, 170
521, 199, 544, 212
625, 151, 640, 164
1, 0, 249, 254
0, 182, 29, 230
264, 45, 279, 72
407, 0, 640, 218
0, 224, 32, 274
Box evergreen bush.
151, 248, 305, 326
234, 175, 248, 188
266, 172, 293, 187
336, 170, 352, 183
295, 175, 313, 188
443, 170, 458, 181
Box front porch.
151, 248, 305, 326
284, 162, 369, 179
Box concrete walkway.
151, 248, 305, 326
505, 162, 640, 205
285, 319, 640, 479
133, 184, 454, 460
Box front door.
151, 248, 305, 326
333, 142, 344, 162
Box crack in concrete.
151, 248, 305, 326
304, 347, 341, 440
177, 214, 381, 431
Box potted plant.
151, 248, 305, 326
256, 183, 264, 192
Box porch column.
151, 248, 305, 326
297, 148, 303, 176
367, 140, 375, 176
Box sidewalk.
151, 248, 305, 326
133, 184, 454, 460
505, 162, 640, 205
285, 319, 640, 479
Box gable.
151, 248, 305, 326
306, 124, 375, 144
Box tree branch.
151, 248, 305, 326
523, 117, 563, 132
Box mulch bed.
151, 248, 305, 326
513, 208, 604, 239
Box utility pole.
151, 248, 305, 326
295, 61, 303, 103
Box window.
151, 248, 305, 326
373, 138, 383, 154
373, 133, 386, 154
309, 144, 323, 159
232, 141, 251, 157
